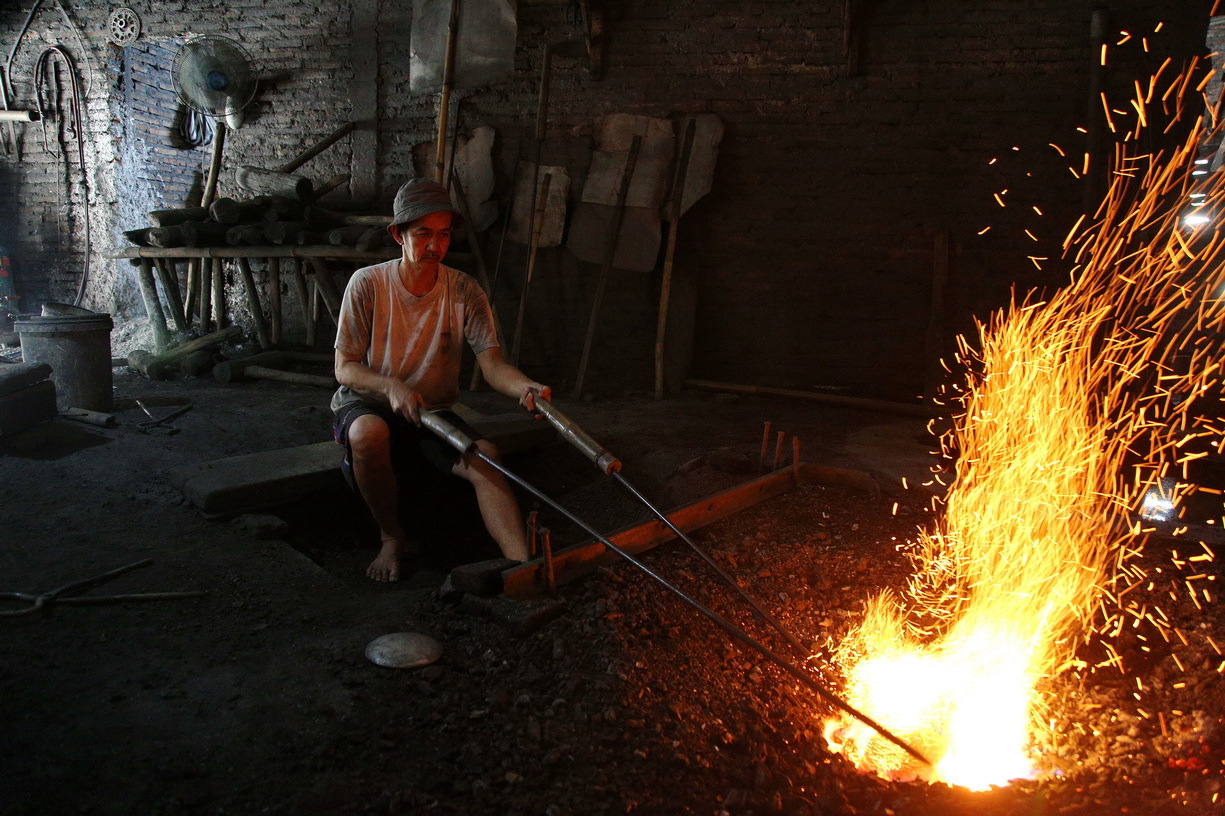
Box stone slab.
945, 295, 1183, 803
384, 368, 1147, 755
171, 411, 557, 517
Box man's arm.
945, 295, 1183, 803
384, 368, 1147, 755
334, 349, 427, 424
475, 346, 551, 410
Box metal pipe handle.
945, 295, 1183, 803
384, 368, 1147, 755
535, 399, 622, 474
420, 410, 477, 454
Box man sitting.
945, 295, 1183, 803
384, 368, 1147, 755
331, 178, 550, 581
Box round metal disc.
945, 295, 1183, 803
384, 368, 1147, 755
108, 8, 141, 47
365, 632, 443, 669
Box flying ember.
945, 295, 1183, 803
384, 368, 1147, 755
823, 45, 1225, 789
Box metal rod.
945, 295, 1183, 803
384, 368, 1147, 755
541, 527, 556, 596
527, 510, 540, 559
418, 409, 931, 767
759, 421, 772, 474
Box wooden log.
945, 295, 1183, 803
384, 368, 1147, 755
226, 224, 269, 246
180, 349, 218, 377
146, 226, 187, 248
0, 362, 53, 398
279, 121, 356, 173
294, 230, 325, 246
263, 221, 308, 245
149, 206, 209, 227
208, 196, 270, 225
235, 165, 313, 202
123, 228, 154, 247
127, 326, 243, 379
327, 226, 368, 246
265, 196, 304, 220
308, 173, 351, 202
312, 207, 391, 227
356, 226, 388, 253
180, 220, 230, 246
127, 349, 174, 380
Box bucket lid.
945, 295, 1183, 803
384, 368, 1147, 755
14, 313, 113, 333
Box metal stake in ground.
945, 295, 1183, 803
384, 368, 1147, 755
417, 409, 932, 768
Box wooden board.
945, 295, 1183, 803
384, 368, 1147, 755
171, 411, 558, 516
501, 462, 880, 598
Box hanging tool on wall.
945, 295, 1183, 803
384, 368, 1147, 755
417, 407, 931, 767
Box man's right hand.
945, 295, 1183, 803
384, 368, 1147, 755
386, 380, 426, 425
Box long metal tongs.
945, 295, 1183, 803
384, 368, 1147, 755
419, 409, 931, 767
533, 398, 811, 655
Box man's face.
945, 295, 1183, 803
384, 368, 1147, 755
392, 210, 453, 268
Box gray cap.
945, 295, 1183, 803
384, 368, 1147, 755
390, 178, 463, 231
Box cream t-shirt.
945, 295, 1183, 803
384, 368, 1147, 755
331, 260, 499, 413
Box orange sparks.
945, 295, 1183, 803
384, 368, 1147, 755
823, 55, 1225, 790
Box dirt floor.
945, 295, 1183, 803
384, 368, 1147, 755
3, 364, 1225, 815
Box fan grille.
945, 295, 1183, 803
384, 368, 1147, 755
171, 35, 256, 118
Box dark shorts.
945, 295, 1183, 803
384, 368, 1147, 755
332, 402, 484, 487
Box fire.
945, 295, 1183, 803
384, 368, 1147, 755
824, 44, 1225, 789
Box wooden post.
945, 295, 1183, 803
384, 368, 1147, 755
292, 260, 315, 346
654, 118, 696, 399
237, 257, 271, 349
268, 256, 282, 346
509, 172, 553, 366
154, 258, 188, 333
202, 121, 226, 209
213, 258, 227, 328
307, 258, 342, 325
434, 0, 460, 183
201, 258, 213, 331
136, 258, 172, 353
451, 168, 503, 390
572, 135, 642, 398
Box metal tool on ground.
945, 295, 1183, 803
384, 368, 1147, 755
533, 398, 812, 660
417, 408, 931, 768
137, 400, 193, 434
365, 632, 443, 669
572, 135, 642, 398
0, 558, 206, 618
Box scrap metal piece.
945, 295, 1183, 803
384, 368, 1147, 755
107, 7, 141, 47
365, 632, 443, 669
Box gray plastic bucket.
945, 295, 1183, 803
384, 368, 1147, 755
15, 314, 114, 411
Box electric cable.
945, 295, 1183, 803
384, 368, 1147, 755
33, 46, 91, 306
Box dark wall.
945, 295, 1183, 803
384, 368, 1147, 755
0, 0, 1213, 397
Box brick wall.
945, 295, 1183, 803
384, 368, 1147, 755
0, 0, 1213, 397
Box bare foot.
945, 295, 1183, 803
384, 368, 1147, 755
367, 538, 402, 582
